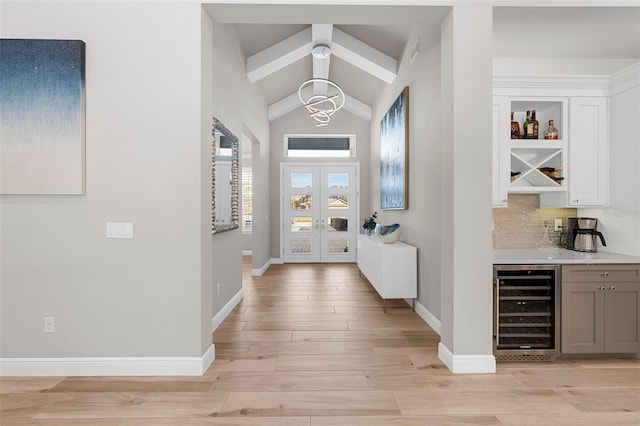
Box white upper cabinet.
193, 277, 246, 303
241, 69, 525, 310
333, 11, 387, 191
492, 96, 509, 207
493, 76, 610, 208
566, 97, 609, 207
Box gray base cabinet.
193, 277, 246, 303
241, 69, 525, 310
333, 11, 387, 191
561, 264, 640, 354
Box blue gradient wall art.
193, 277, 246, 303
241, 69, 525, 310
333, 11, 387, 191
380, 86, 409, 210
1, 39, 86, 194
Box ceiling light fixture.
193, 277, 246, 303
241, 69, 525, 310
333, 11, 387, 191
311, 44, 332, 59
298, 78, 345, 127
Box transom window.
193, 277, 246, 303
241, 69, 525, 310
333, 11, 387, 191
284, 134, 356, 158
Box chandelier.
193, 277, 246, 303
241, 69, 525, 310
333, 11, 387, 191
298, 78, 345, 127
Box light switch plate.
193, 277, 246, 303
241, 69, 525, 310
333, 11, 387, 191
44, 316, 55, 333
106, 222, 134, 239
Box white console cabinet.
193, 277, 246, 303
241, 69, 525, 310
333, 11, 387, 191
356, 235, 417, 311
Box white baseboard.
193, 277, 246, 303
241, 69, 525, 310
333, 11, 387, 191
270, 257, 283, 265
252, 258, 272, 276
414, 300, 441, 335
438, 342, 496, 374
0, 344, 215, 377
212, 288, 244, 331
242, 250, 252, 256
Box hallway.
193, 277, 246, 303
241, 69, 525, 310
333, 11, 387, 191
1, 258, 639, 424
208, 258, 640, 424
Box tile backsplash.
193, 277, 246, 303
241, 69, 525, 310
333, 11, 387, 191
493, 194, 577, 248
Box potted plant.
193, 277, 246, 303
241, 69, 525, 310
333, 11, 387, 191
362, 212, 378, 236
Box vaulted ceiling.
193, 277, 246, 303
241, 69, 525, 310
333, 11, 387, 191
204, 4, 448, 124
204, 4, 640, 124
246, 23, 401, 122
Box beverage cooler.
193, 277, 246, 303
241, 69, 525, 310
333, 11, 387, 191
493, 264, 560, 361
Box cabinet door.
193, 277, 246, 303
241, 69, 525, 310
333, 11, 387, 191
492, 96, 509, 207
568, 97, 608, 206
561, 282, 605, 353
604, 282, 640, 353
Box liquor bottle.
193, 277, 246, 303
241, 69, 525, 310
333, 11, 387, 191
523, 111, 532, 139
543, 119, 559, 140
530, 110, 539, 139
510, 112, 521, 139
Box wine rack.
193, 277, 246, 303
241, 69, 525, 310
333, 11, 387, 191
508, 98, 568, 192
493, 265, 560, 361
510, 145, 565, 190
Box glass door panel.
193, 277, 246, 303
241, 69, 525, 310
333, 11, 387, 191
283, 164, 357, 263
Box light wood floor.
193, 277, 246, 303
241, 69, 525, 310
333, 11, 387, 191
2, 258, 639, 425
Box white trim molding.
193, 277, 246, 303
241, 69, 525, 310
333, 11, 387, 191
494, 75, 610, 91
414, 300, 441, 335
438, 342, 496, 374
610, 61, 640, 96
242, 250, 252, 256
212, 288, 244, 331
252, 258, 272, 276
493, 75, 610, 97
0, 344, 215, 377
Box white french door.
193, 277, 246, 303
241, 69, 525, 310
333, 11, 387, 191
282, 163, 359, 263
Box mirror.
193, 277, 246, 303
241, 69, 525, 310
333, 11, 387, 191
212, 117, 239, 234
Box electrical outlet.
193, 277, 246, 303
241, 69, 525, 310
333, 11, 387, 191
554, 219, 562, 231
106, 222, 133, 239
44, 316, 55, 333
216, 282, 221, 296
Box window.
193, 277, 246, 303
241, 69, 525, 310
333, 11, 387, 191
284, 134, 356, 158
242, 167, 252, 233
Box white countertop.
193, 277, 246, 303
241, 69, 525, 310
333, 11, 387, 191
494, 248, 640, 264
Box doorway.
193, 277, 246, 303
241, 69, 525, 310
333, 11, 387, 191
281, 163, 359, 263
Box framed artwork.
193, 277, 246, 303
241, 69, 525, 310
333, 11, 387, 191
0, 39, 86, 194
380, 86, 409, 210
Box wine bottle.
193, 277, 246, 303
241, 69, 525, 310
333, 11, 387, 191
531, 110, 539, 139
510, 112, 521, 139
523, 111, 532, 139
544, 119, 558, 139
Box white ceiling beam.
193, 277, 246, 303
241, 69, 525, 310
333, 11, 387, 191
268, 90, 306, 122
331, 27, 397, 84
312, 24, 333, 46
268, 87, 371, 122
343, 93, 372, 121
246, 27, 313, 83
312, 25, 334, 95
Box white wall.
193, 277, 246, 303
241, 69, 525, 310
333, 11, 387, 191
1, 1, 206, 358
367, 25, 443, 321
207, 15, 270, 313
0, 1, 271, 370
439, 4, 494, 369
580, 64, 640, 256
366, 3, 494, 370
494, 58, 638, 77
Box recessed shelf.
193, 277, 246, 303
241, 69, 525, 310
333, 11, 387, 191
510, 99, 564, 141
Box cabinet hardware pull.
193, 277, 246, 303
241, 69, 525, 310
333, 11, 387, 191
610, 286, 616, 291
600, 286, 606, 290
602, 272, 609, 276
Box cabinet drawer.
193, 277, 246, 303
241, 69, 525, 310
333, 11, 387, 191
562, 264, 640, 282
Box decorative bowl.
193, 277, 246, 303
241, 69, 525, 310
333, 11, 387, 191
375, 223, 401, 244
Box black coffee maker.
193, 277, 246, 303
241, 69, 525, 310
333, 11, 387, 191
565, 217, 607, 252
